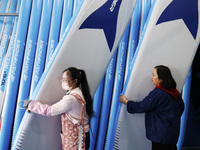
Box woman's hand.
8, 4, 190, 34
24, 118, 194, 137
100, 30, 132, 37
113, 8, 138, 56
119, 94, 128, 105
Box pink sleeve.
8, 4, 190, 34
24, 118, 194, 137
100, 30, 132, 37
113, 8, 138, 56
28, 101, 52, 117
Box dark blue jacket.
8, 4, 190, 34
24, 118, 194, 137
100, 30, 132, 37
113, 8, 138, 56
127, 88, 184, 145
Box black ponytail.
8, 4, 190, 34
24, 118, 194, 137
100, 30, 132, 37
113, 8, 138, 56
63, 67, 94, 120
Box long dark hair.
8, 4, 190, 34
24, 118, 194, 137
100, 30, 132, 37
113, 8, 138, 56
155, 65, 176, 90
63, 67, 94, 119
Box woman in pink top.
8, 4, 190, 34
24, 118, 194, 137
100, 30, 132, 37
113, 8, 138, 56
23, 67, 94, 150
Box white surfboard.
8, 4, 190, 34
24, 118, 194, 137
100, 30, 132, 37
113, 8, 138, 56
114, 0, 200, 149
12, 0, 137, 149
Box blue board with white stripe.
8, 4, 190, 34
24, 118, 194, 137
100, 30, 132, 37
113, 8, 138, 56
12, 0, 43, 143
139, 0, 151, 36
45, 0, 64, 66
95, 50, 117, 150
29, 0, 53, 97
0, 0, 18, 118
0, 0, 8, 36
105, 23, 130, 150
60, 0, 73, 39
177, 67, 192, 150
0, 0, 17, 71
0, 0, 32, 149
89, 76, 105, 150
125, 0, 141, 77
73, 0, 84, 14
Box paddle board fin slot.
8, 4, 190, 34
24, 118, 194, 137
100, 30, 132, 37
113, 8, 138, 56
113, 121, 122, 149
15, 129, 27, 150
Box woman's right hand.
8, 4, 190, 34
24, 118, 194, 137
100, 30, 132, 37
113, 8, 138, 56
119, 94, 128, 104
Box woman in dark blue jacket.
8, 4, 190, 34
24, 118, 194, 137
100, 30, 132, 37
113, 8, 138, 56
119, 65, 184, 150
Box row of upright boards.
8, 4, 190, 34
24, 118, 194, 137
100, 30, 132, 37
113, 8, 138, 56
0, 0, 199, 150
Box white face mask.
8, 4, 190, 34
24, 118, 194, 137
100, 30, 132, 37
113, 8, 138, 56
62, 82, 72, 91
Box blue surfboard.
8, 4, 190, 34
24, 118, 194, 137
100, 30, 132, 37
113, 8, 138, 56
139, 0, 151, 38
29, 0, 54, 97
0, 0, 32, 149
60, 0, 73, 39
177, 67, 192, 150
95, 50, 117, 150
125, 0, 141, 76
73, 0, 84, 15
105, 23, 130, 150
125, 0, 150, 86
12, 0, 43, 144
0, 0, 18, 117
89, 76, 105, 150
0, 0, 8, 37
45, 0, 64, 66
0, 0, 17, 71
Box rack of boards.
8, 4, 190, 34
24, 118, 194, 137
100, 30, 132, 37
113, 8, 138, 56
0, 0, 199, 149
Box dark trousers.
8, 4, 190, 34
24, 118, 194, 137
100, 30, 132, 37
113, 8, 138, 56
85, 132, 90, 150
152, 141, 177, 150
